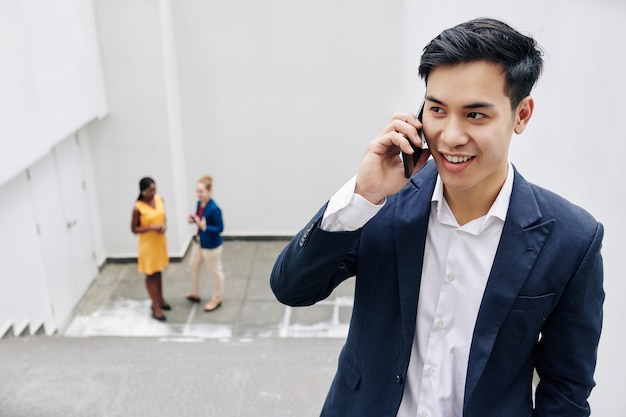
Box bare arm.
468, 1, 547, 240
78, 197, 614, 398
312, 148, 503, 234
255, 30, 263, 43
131, 207, 160, 234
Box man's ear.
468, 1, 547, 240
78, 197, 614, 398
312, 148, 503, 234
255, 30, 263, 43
514, 96, 534, 134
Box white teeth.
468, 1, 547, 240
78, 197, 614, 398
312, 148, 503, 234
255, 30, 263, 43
444, 155, 472, 163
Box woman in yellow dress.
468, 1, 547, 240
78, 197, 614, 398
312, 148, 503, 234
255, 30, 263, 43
131, 177, 170, 321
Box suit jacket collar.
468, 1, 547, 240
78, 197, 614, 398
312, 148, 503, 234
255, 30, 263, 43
394, 162, 438, 355
463, 166, 554, 407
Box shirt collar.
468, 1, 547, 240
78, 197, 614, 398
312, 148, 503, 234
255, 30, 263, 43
431, 162, 514, 232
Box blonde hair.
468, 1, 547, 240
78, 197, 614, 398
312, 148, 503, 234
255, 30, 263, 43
198, 175, 213, 191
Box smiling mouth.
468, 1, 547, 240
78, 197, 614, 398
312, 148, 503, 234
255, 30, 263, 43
444, 154, 474, 163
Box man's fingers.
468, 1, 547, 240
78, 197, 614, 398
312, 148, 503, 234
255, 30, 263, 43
370, 131, 416, 156
388, 112, 419, 125
355, 112, 427, 203
380, 117, 423, 149
410, 148, 432, 177
383, 118, 418, 135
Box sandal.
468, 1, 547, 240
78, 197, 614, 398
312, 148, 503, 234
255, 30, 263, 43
203, 300, 222, 312
151, 306, 166, 321
185, 293, 201, 303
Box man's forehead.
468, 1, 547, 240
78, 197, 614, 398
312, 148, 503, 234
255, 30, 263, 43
425, 61, 509, 105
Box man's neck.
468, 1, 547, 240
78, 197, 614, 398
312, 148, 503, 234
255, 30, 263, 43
442, 163, 510, 226
443, 181, 505, 226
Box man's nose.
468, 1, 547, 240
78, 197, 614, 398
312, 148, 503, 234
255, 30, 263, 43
439, 117, 468, 148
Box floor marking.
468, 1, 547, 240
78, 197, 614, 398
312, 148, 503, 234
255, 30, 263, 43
183, 303, 197, 336
64, 296, 353, 339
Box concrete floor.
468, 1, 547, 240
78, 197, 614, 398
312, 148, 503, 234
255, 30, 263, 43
0, 239, 355, 417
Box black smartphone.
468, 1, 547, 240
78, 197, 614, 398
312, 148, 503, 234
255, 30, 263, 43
402, 100, 427, 178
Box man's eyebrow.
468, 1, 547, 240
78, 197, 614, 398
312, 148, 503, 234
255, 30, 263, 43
464, 102, 495, 109
425, 95, 495, 109
425, 96, 444, 105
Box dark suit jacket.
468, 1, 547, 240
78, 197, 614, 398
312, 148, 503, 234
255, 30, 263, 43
270, 161, 604, 417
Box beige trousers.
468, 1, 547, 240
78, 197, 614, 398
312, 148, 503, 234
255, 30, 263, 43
189, 242, 225, 301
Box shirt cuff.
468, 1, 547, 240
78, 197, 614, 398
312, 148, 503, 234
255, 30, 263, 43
321, 175, 385, 232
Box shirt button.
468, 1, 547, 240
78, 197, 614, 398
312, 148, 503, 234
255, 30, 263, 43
437, 320, 445, 329
420, 411, 428, 417
447, 274, 455, 282
427, 367, 435, 375
395, 374, 403, 384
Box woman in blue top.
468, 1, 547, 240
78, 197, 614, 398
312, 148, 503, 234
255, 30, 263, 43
185, 175, 225, 312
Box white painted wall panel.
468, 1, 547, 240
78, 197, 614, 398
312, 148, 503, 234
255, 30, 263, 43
28, 152, 76, 330
53, 136, 99, 312
87, 0, 189, 257
0, 0, 107, 186
0, 173, 53, 335
172, 0, 405, 235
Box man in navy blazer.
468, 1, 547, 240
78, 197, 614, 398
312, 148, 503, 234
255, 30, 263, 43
270, 18, 603, 417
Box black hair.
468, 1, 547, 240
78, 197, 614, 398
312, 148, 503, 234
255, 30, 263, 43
418, 18, 544, 109
137, 177, 155, 200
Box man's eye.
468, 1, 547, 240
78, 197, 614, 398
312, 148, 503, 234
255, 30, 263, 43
431, 106, 443, 113
468, 112, 485, 119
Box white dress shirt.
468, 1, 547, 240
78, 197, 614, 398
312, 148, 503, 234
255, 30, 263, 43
321, 164, 514, 417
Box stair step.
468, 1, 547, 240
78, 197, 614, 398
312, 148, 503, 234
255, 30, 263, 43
1, 323, 49, 338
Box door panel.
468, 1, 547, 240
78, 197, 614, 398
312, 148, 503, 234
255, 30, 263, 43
28, 153, 75, 327
53, 134, 98, 303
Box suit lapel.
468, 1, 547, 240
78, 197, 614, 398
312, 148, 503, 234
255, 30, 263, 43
395, 163, 437, 353
463, 168, 555, 405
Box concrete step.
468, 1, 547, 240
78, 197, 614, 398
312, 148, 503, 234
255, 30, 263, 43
0, 336, 343, 417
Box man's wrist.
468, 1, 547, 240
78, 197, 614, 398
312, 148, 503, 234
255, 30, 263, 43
321, 175, 385, 232
355, 191, 385, 205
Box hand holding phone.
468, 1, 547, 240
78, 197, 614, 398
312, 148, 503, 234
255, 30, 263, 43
355, 107, 428, 205
402, 100, 427, 178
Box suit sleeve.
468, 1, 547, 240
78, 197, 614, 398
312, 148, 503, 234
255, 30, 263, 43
270, 205, 362, 307
534, 222, 604, 416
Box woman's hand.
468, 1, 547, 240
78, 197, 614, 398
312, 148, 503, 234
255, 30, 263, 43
196, 216, 207, 232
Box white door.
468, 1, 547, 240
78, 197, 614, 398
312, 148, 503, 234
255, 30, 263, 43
28, 153, 76, 327
53, 134, 98, 310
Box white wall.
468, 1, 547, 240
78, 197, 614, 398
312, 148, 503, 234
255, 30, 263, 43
171, 0, 405, 235
86, 0, 190, 258
0, 0, 107, 186
0, 173, 53, 336
78, 127, 107, 267
0, 0, 107, 334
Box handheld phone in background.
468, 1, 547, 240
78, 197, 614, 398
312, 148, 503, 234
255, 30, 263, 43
402, 100, 427, 178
